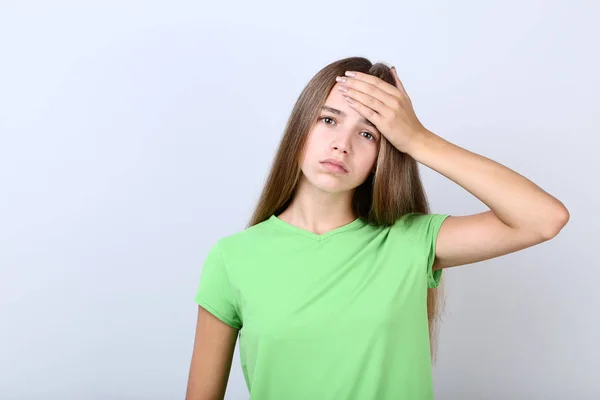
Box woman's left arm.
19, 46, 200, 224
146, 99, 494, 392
339, 68, 570, 270
406, 129, 570, 270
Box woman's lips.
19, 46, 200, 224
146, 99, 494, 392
321, 161, 348, 174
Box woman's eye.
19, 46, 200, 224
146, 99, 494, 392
320, 116, 335, 125
361, 132, 375, 141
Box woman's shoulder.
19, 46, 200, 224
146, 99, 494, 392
389, 212, 451, 243
211, 217, 275, 251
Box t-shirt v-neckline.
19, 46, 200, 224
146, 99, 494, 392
268, 214, 365, 242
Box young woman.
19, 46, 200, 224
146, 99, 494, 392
185, 57, 569, 400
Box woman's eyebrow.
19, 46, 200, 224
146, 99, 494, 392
321, 105, 379, 131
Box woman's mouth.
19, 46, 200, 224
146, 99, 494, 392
320, 161, 348, 174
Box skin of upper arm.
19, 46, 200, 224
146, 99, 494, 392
432, 210, 562, 271
185, 305, 239, 400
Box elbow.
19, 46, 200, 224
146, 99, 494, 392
540, 204, 570, 241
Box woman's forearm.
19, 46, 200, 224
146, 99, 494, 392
407, 129, 570, 237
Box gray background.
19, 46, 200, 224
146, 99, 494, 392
1, 0, 598, 399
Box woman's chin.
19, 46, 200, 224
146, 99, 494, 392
309, 177, 355, 194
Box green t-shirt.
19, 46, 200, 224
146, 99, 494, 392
194, 212, 450, 399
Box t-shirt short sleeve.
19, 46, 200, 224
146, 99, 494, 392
194, 240, 242, 329
398, 212, 451, 289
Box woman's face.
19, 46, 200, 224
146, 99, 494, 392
299, 82, 381, 194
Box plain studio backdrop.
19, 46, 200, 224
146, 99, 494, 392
0, 1, 598, 399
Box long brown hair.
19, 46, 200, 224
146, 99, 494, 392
246, 56, 446, 363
